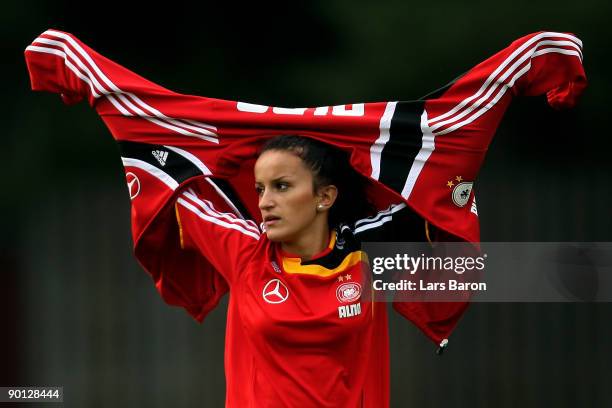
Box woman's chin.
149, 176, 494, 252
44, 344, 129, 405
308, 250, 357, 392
265, 230, 284, 242
265, 228, 295, 243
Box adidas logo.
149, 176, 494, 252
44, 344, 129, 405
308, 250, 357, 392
270, 261, 281, 273
152, 150, 169, 166
470, 198, 478, 216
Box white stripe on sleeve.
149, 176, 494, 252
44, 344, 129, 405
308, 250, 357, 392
177, 197, 260, 240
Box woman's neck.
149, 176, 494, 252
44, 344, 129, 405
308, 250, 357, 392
281, 223, 331, 261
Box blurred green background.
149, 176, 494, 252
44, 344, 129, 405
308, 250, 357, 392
3, 1, 611, 407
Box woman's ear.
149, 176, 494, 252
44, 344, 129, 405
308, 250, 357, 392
317, 185, 338, 210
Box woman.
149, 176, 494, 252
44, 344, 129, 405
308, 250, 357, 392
174, 135, 426, 407
24, 29, 585, 408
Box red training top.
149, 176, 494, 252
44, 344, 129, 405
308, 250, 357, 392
174, 182, 421, 407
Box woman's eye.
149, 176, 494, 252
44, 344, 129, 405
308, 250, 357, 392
255, 186, 264, 195
276, 183, 289, 191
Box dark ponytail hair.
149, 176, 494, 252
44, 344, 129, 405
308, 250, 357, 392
259, 135, 375, 227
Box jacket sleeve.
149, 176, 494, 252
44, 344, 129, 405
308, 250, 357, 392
174, 181, 261, 285
23, 29, 248, 322
353, 202, 471, 350
406, 31, 587, 243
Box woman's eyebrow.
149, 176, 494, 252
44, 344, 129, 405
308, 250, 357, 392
272, 175, 292, 181
261, 175, 292, 182
254, 175, 292, 183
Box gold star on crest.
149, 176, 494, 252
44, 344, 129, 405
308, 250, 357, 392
455, 176, 463, 182
338, 276, 344, 282
446, 180, 454, 188
345, 274, 352, 280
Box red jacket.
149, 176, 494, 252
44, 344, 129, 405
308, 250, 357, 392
24, 29, 586, 348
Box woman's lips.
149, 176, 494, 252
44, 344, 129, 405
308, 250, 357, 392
264, 217, 281, 227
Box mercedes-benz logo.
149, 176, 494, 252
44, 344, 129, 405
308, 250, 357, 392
126, 172, 140, 200
262, 279, 289, 304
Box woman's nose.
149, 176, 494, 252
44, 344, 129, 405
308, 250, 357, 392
258, 190, 274, 210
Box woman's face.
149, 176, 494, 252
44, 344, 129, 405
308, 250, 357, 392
254, 150, 321, 243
